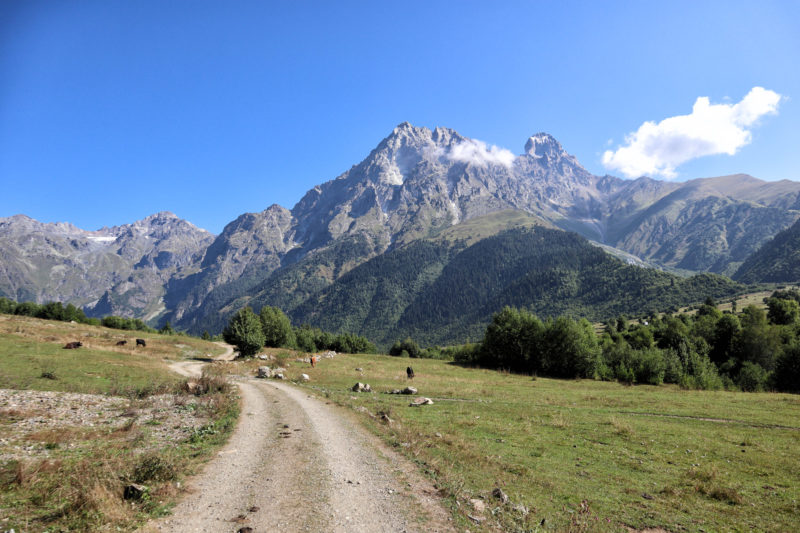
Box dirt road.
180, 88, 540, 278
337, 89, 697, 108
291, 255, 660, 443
145, 353, 453, 533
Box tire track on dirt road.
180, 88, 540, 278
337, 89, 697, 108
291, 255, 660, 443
144, 352, 453, 533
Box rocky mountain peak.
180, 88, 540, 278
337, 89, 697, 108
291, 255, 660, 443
524, 132, 563, 158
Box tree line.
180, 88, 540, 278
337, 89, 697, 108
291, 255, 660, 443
222, 305, 376, 357
451, 291, 800, 393
0, 296, 176, 335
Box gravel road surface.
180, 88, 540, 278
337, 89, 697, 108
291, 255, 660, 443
143, 356, 453, 533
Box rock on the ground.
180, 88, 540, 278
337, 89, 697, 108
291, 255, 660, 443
409, 397, 433, 406
352, 382, 372, 392
492, 487, 509, 504
300, 373, 310, 381
257, 366, 272, 378
124, 483, 149, 500
470, 498, 486, 513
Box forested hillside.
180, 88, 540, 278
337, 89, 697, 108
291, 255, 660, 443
290, 225, 745, 346
734, 218, 800, 283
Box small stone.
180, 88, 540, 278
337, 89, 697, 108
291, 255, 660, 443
409, 397, 433, 406
355, 367, 364, 372
512, 503, 529, 516
492, 487, 509, 504
352, 382, 372, 392
469, 498, 486, 513
300, 373, 310, 381
257, 366, 271, 378
123, 483, 148, 500
401, 386, 417, 395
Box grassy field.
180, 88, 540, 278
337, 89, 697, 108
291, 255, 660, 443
242, 351, 800, 532
0, 314, 236, 532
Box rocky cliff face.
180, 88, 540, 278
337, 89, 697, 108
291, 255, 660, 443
0, 212, 213, 321
3, 123, 800, 331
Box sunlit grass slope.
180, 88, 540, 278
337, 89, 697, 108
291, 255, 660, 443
277, 352, 800, 532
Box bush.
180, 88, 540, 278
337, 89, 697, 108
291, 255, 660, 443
480, 307, 544, 373
222, 307, 265, 358
772, 343, 800, 393
449, 343, 481, 365
332, 332, 376, 354
389, 338, 420, 358
736, 362, 769, 392
293, 326, 316, 353
767, 297, 800, 325
259, 306, 294, 348
631, 348, 666, 385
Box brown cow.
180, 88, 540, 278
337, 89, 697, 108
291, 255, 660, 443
310, 356, 317, 368
116, 340, 127, 346
64, 341, 83, 349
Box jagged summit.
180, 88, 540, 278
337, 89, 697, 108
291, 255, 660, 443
524, 132, 562, 157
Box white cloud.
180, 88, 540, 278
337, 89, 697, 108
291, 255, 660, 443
602, 87, 782, 179
437, 138, 516, 168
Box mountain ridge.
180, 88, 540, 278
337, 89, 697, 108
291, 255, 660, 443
2, 122, 799, 333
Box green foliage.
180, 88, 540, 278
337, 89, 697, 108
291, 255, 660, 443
480, 307, 544, 373
279, 226, 744, 348
158, 321, 175, 335
259, 305, 294, 347
773, 343, 800, 393
332, 332, 376, 354
222, 307, 265, 357
767, 297, 800, 325
101, 315, 154, 332
293, 325, 317, 353
736, 362, 769, 392
389, 337, 421, 358
467, 300, 800, 392
734, 218, 800, 283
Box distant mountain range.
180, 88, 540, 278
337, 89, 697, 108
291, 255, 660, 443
1, 122, 798, 342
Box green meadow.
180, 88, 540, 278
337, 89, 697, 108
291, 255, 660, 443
272, 352, 800, 532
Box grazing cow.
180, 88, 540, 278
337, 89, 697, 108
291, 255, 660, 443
63, 341, 82, 349
407, 366, 415, 379
116, 340, 127, 346
310, 356, 317, 368
135, 338, 146, 347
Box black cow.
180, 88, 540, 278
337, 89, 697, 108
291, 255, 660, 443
63, 341, 83, 349
407, 366, 415, 379
116, 340, 127, 346
135, 338, 146, 347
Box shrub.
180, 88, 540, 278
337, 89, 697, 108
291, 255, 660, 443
222, 307, 265, 358
259, 306, 294, 348
389, 337, 420, 358
772, 343, 800, 393
736, 362, 769, 392
632, 348, 666, 385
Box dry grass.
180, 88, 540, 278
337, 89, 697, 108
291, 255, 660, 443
0, 314, 239, 532
609, 416, 635, 436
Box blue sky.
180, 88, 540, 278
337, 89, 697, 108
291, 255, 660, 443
1, 0, 798, 234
